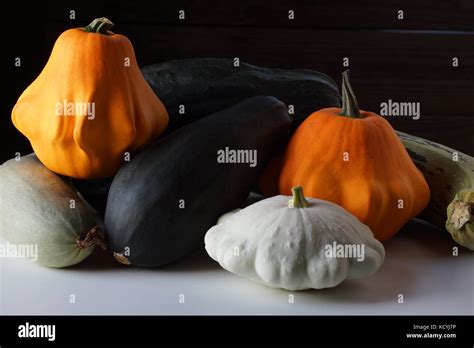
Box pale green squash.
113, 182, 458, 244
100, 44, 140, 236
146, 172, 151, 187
0, 154, 106, 267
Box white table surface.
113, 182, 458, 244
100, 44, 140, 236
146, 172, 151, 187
1, 219, 473, 315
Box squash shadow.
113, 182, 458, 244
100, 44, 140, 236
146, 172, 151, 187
298, 218, 462, 305
299, 261, 416, 305
386, 218, 471, 259
298, 251, 416, 305
69, 248, 122, 270
72, 193, 265, 271
154, 248, 220, 273
70, 218, 467, 284
71, 246, 218, 272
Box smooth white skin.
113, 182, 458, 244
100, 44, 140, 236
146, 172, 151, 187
205, 196, 385, 291
0, 155, 98, 268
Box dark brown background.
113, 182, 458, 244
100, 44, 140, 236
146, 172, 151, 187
3, 0, 473, 163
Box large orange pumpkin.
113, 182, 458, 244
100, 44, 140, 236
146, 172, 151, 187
278, 70, 430, 241
12, 17, 169, 179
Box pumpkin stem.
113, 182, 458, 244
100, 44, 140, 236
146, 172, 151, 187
339, 70, 362, 118
84, 17, 114, 35
288, 186, 308, 208
76, 226, 107, 250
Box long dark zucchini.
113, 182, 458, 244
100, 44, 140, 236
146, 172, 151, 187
142, 58, 341, 132
104, 96, 291, 267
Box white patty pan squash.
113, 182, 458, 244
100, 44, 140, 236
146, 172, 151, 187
0, 154, 106, 268
205, 186, 385, 290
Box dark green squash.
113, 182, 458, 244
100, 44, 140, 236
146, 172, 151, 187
142, 58, 341, 133
104, 96, 291, 267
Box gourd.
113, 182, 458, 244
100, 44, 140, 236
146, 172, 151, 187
397, 131, 474, 250
11, 17, 169, 179
0, 154, 106, 268
205, 186, 385, 291
277, 71, 431, 241
142, 58, 341, 133
105, 96, 291, 267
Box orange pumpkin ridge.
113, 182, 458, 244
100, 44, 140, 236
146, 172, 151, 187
278, 70, 430, 241
12, 17, 169, 179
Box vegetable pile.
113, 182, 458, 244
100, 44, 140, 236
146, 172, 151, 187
266, 71, 431, 242
105, 96, 291, 267
2, 17, 473, 291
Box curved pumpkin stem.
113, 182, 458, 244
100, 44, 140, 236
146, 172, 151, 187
339, 70, 362, 118
288, 186, 308, 208
84, 17, 114, 35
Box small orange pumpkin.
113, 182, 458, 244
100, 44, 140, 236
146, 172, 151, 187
12, 17, 169, 179
277, 70, 430, 241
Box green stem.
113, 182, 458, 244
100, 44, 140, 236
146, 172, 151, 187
84, 17, 114, 35
339, 70, 361, 118
289, 186, 308, 208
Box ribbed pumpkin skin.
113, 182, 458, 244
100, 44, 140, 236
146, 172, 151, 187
279, 108, 431, 241
12, 28, 168, 179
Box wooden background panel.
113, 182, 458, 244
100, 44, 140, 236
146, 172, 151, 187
43, 23, 474, 78
43, 23, 474, 81
46, 0, 474, 30
3, 2, 473, 163
40, 22, 474, 153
